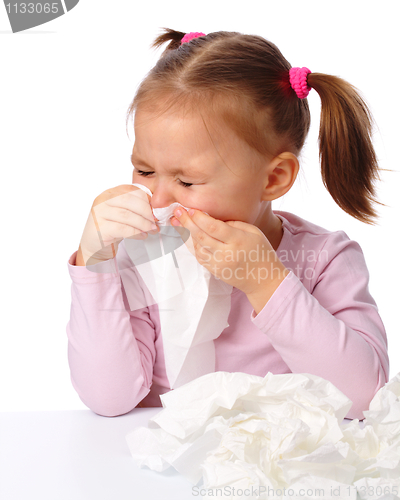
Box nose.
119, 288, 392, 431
149, 181, 177, 209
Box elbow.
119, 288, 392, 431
70, 374, 150, 418
81, 389, 149, 417
344, 367, 387, 421
343, 341, 389, 420
346, 399, 371, 421
90, 405, 136, 418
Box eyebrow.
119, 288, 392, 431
130, 153, 206, 178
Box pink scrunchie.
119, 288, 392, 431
181, 32, 206, 45
289, 67, 311, 99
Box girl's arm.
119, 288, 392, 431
251, 230, 389, 420
172, 208, 389, 420
66, 243, 158, 417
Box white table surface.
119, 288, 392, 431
0, 408, 196, 500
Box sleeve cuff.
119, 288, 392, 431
67, 250, 120, 283
250, 271, 303, 330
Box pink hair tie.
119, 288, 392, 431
181, 32, 206, 45
289, 67, 312, 99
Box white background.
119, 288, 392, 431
0, 0, 398, 412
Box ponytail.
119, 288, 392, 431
152, 28, 186, 51
308, 73, 381, 224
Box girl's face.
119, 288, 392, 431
131, 106, 272, 226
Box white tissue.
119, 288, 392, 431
132, 183, 207, 225
126, 371, 400, 499
153, 202, 189, 225
132, 183, 190, 225
124, 184, 232, 389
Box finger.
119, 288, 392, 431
172, 210, 221, 256
105, 190, 156, 224
125, 232, 148, 240
96, 204, 158, 234
173, 209, 233, 245
124, 191, 156, 224
101, 219, 149, 241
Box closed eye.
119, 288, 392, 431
137, 170, 193, 188
136, 170, 153, 177
178, 180, 193, 188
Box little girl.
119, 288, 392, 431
67, 29, 389, 420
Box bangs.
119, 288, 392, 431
127, 87, 289, 161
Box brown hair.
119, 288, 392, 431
126, 28, 381, 223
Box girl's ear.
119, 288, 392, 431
261, 152, 299, 201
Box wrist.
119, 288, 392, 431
75, 247, 86, 266
246, 263, 289, 315
76, 245, 115, 266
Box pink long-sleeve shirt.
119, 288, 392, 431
66, 211, 389, 419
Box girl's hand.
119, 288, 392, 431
77, 185, 159, 265
171, 209, 289, 313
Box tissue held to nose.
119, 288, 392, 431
129, 183, 232, 390
153, 202, 189, 226
132, 183, 189, 226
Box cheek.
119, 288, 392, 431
199, 200, 242, 222
213, 196, 258, 223
185, 188, 253, 221
188, 194, 226, 219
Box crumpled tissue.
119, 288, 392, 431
126, 371, 400, 499
121, 184, 233, 389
